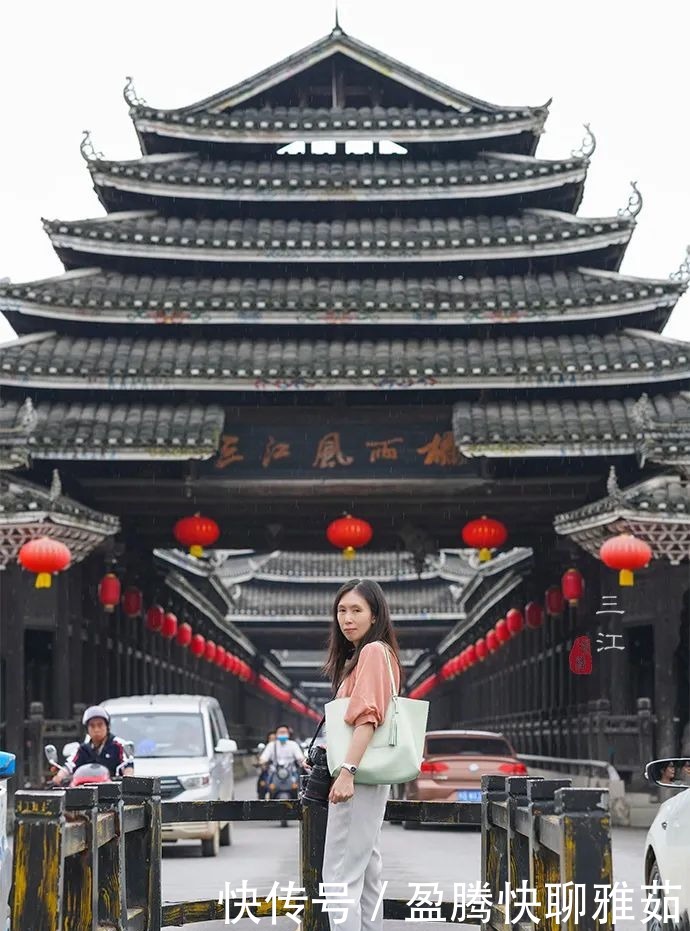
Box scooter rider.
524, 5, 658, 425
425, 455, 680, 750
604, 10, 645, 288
259, 724, 306, 771
51, 705, 134, 784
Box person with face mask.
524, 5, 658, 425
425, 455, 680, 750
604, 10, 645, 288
259, 724, 306, 769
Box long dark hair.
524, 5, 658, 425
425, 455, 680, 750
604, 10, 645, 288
323, 578, 403, 690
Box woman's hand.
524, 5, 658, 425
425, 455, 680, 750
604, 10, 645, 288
328, 770, 354, 804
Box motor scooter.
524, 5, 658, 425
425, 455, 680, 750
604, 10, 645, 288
265, 759, 301, 827
45, 741, 133, 786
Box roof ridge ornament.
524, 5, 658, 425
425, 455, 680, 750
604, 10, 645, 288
571, 122, 596, 159
631, 392, 654, 430
606, 465, 625, 504
80, 130, 104, 163
123, 76, 147, 108
50, 469, 62, 502
17, 397, 37, 433
670, 244, 690, 283
618, 180, 643, 219
331, 0, 344, 35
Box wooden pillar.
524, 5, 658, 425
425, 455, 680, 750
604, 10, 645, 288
53, 573, 71, 718
2, 565, 25, 782
69, 568, 83, 713
653, 565, 684, 757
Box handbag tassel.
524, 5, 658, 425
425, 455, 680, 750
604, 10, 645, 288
389, 698, 399, 746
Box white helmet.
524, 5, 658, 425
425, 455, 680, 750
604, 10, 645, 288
82, 705, 110, 726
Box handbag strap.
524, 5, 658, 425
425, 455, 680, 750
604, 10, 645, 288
381, 642, 398, 698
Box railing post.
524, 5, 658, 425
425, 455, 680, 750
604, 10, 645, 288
480, 774, 508, 929
299, 798, 329, 931
636, 697, 654, 773
10, 789, 67, 930
63, 786, 99, 931
525, 778, 571, 928
506, 776, 540, 894
122, 776, 161, 931
26, 701, 45, 787
96, 782, 127, 930
554, 787, 613, 931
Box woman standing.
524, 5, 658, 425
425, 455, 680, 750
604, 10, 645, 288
321, 578, 402, 931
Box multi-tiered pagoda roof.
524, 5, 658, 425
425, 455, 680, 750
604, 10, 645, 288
0, 24, 687, 555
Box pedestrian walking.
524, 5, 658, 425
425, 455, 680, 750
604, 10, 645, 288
321, 578, 403, 931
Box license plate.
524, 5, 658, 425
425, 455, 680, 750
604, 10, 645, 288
456, 790, 481, 802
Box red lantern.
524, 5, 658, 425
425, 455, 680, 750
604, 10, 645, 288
161, 611, 178, 639
122, 587, 143, 618
146, 604, 164, 632
466, 644, 477, 666
215, 645, 226, 668
545, 585, 564, 617
600, 534, 652, 587
98, 573, 121, 613
204, 640, 217, 664
562, 568, 584, 606
461, 516, 508, 562
238, 659, 252, 682
190, 634, 205, 657
495, 618, 510, 644
525, 602, 544, 630
176, 622, 193, 648
224, 652, 237, 674
326, 514, 373, 560
486, 630, 499, 653
475, 638, 488, 661
173, 513, 220, 558
506, 608, 524, 636
18, 537, 71, 589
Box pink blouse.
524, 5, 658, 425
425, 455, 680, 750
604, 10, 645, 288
337, 641, 401, 728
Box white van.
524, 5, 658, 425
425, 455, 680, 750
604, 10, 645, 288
103, 695, 237, 857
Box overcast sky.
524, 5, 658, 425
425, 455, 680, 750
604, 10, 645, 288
1, 0, 689, 341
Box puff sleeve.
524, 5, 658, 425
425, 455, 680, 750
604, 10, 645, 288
343, 642, 397, 728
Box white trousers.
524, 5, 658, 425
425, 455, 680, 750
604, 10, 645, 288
321, 783, 390, 931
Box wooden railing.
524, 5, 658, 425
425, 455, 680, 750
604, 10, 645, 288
10, 775, 613, 930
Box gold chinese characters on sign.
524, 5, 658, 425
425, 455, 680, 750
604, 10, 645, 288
261, 436, 291, 469
312, 432, 354, 469
416, 431, 462, 467
366, 438, 403, 463
214, 435, 244, 469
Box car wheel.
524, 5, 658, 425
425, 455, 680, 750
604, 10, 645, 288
647, 860, 674, 931
219, 822, 232, 846
201, 825, 220, 857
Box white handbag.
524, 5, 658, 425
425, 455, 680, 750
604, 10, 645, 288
325, 643, 429, 785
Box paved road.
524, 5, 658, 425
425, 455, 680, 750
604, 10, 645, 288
161, 777, 651, 929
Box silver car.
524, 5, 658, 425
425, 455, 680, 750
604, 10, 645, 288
103, 694, 237, 857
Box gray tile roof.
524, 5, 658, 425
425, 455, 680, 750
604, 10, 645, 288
0, 471, 119, 564
44, 211, 633, 263
250, 550, 428, 581
2, 269, 679, 326
91, 152, 584, 200
452, 392, 690, 457
1, 330, 686, 391
226, 579, 461, 619
132, 103, 547, 141
555, 469, 690, 527
0, 398, 224, 459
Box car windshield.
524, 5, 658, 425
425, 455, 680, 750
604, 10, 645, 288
425, 736, 513, 757
109, 713, 206, 758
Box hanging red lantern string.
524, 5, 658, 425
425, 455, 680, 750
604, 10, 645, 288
122, 587, 143, 618
190, 634, 206, 658
18, 537, 71, 589
525, 602, 544, 630
475, 638, 488, 662
495, 618, 510, 644
224, 653, 237, 675
461, 516, 508, 562
486, 630, 499, 653
562, 569, 584, 606
215, 645, 226, 668
204, 640, 217, 664
465, 644, 478, 666
600, 534, 652, 587
146, 604, 165, 632
545, 585, 564, 617
506, 608, 524, 637
161, 611, 178, 639
98, 573, 121, 613
173, 513, 220, 558
176, 622, 193, 648
326, 514, 373, 560
407, 673, 440, 700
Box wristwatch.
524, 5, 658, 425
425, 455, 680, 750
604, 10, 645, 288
341, 763, 358, 775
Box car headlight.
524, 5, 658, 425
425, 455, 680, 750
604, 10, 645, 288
179, 773, 211, 789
